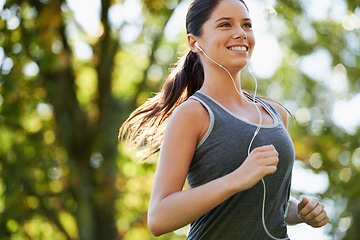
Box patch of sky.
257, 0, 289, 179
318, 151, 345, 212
108, 0, 143, 43
66, 0, 101, 36
164, 0, 190, 41
299, 47, 332, 82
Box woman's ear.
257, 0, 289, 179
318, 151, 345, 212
187, 34, 201, 53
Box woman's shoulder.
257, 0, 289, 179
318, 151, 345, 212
268, 101, 289, 129
173, 98, 209, 122
167, 98, 210, 141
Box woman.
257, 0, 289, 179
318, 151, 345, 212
120, 0, 329, 239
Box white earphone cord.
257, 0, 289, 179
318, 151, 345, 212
196, 44, 289, 240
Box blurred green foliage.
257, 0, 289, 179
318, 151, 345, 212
0, 0, 359, 239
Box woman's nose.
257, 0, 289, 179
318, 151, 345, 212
233, 26, 247, 39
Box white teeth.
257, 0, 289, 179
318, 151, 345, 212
230, 46, 247, 52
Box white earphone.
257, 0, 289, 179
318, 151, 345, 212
194, 41, 199, 48
195, 42, 203, 53
194, 41, 289, 240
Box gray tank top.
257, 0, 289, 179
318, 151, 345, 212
186, 91, 295, 240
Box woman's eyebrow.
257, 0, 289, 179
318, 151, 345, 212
214, 17, 252, 23
215, 17, 232, 23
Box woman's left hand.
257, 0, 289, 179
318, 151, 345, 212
297, 197, 329, 227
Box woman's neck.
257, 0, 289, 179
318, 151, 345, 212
200, 66, 247, 103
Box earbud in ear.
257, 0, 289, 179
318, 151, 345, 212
195, 42, 203, 52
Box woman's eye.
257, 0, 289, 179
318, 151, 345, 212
243, 23, 252, 29
219, 22, 231, 28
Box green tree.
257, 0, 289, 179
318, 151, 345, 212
0, 0, 359, 239
0, 0, 183, 239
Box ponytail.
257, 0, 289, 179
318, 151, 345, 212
119, 50, 204, 162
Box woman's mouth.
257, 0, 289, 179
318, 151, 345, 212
228, 45, 248, 52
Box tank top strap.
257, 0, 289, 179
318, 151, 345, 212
243, 91, 285, 127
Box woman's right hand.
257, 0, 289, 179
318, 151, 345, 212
228, 145, 279, 193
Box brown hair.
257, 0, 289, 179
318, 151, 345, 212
119, 50, 204, 162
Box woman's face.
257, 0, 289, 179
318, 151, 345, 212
196, 0, 255, 70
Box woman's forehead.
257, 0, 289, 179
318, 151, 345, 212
208, 0, 250, 22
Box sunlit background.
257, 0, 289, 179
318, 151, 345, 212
62, 0, 358, 238
1, 0, 360, 239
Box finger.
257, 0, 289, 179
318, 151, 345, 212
252, 150, 279, 161
317, 215, 329, 227
263, 165, 277, 175
297, 197, 309, 214
300, 198, 319, 216
303, 202, 324, 221
306, 210, 328, 227
304, 206, 325, 224
252, 145, 278, 154
308, 213, 329, 228
299, 198, 319, 217
268, 144, 277, 152
264, 156, 279, 166
252, 154, 279, 169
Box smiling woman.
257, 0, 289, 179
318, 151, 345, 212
119, 0, 329, 239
